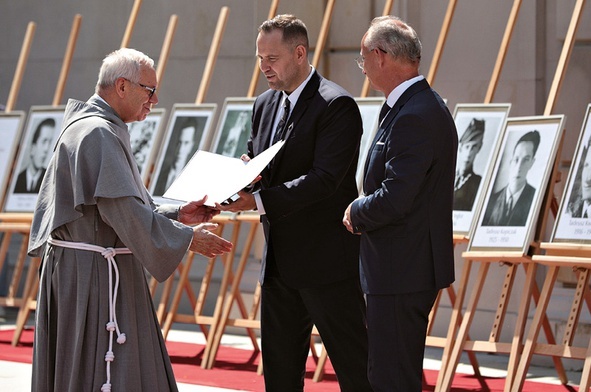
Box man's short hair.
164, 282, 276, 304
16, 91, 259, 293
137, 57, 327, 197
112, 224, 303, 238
365, 16, 422, 65
95, 48, 154, 93
32, 118, 56, 144
258, 14, 309, 51
515, 130, 541, 156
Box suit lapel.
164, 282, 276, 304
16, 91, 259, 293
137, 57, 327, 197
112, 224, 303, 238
362, 79, 431, 180
268, 71, 321, 183
259, 92, 282, 152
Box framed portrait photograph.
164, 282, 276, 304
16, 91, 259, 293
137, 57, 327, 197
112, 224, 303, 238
0, 111, 26, 208
149, 103, 217, 204
209, 97, 255, 159
355, 97, 385, 193
468, 115, 565, 253
3, 106, 65, 212
128, 108, 166, 186
552, 104, 591, 243
452, 103, 511, 236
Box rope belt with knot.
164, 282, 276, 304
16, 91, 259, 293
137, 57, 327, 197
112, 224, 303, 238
47, 237, 132, 392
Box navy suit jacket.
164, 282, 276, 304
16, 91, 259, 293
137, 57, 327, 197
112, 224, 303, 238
350, 79, 457, 295
249, 71, 362, 289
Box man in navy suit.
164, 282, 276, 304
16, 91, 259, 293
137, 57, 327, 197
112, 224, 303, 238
343, 16, 457, 391
217, 14, 371, 392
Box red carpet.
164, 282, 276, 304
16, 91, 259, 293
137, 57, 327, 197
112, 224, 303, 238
0, 328, 579, 391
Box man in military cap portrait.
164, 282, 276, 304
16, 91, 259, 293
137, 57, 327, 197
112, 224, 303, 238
454, 118, 485, 211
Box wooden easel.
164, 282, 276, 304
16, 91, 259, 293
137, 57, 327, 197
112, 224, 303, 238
199, 213, 261, 369
426, 0, 457, 86
147, 6, 234, 330
435, 127, 568, 392
509, 2, 589, 388
146, 7, 262, 357
158, 213, 260, 355
510, 243, 591, 391
427, 236, 482, 387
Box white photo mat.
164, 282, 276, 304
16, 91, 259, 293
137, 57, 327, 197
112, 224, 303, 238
149, 103, 217, 205
469, 115, 565, 253
127, 108, 166, 186
552, 104, 591, 243
452, 103, 511, 236
209, 97, 256, 159
3, 106, 65, 212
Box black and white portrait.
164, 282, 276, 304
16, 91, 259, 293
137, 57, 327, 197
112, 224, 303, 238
210, 98, 255, 159
153, 116, 206, 195
215, 110, 251, 158
553, 104, 591, 243
4, 106, 64, 212
452, 104, 510, 235
481, 130, 540, 227
470, 115, 564, 252
128, 108, 165, 183
149, 104, 216, 203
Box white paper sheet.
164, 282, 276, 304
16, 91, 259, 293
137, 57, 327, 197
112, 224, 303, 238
163, 140, 285, 206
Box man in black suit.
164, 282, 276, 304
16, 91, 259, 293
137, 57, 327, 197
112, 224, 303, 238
342, 16, 457, 391
482, 130, 540, 226
216, 14, 371, 392
14, 117, 55, 193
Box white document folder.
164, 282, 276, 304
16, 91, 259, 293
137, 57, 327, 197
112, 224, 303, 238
163, 140, 285, 206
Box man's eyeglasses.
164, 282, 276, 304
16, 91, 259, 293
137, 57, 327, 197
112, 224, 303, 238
355, 47, 388, 69
124, 78, 156, 98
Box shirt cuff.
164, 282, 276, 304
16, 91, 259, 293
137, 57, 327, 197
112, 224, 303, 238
254, 192, 265, 215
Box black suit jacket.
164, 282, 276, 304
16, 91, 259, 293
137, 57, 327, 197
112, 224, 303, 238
249, 71, 362, 289
350, 79, 457, 295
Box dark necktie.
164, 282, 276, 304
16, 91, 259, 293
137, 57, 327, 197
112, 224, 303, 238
272, 98, 290, 145
504, 194, 513, 221
379, 102, 390, 123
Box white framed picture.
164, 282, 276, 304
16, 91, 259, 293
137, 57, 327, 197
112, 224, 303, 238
128, 108, 166, 186
149, 103, 217, 204
468, 115, 565, 253
209, 97, 255, 159
452, 103, 511, 236
3, 106, 65, 212
552, 104, 591, 243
